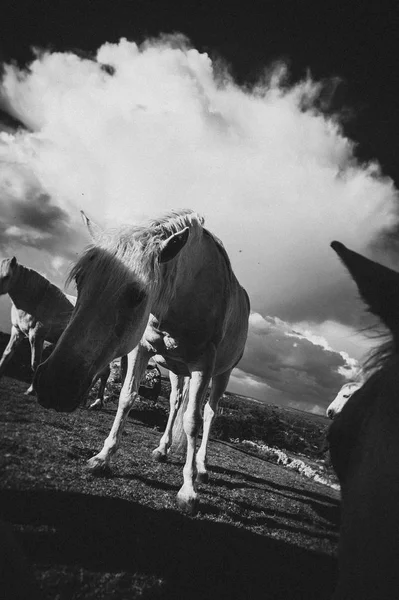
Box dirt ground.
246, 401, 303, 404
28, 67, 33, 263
0, 376, 340, 599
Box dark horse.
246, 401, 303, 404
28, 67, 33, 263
329, 240, 399, 599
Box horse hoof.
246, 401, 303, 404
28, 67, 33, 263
196, 471, 209, 484
152, 449, 167, 463
177, 494, 199, 515
24, 387, 35, 396
87, 457, 111, 476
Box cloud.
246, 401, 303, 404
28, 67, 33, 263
0, 133, 84, 256
228, 312, 357, 410
290, 319, 380, 363
0, 35, 398, 410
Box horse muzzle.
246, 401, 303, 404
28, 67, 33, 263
34, 361, 92, 412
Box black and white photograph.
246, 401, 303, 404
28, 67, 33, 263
1, 2, 399, 598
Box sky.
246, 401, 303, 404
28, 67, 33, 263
1, 1, 399, 414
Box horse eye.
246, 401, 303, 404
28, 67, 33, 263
115, 285, 146, 339
125, 283, 146, 307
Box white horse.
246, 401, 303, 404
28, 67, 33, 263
326, 381, 363, 419
329, 240, 399, 598
0, 257, 110, 402
34, 209, 250, 513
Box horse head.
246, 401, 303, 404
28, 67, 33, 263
326, 381, 362, 419
0, 257, 18, 295
34, 213, 189, 412
329, 240, 399, 598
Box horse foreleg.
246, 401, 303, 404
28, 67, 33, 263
196, 369, 232, 483
0, 326, 24, 380
152, 373, 189, 462
120, 355, 127, 386
87, 346, 151, 474
177, 346, 216, 514
88, 364, 111, 409
26, 332, 44, 395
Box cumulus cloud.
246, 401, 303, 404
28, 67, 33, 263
0, 34, 398, 410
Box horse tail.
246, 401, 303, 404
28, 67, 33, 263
171, 384, 190, 457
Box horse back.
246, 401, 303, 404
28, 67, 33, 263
149, 232, 249, 372
10, 286, 73, 342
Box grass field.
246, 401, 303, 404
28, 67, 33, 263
0, 369, 340, 600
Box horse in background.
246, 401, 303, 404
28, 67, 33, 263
329, 240, 399, 599
0, 257, 110, 403
326, 380, 363, 419
34, 209, 250, 513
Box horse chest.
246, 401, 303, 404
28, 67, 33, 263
15, 310, 37, 335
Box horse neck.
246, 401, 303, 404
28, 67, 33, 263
151, 227, 231, 319
150, 230, 206, 317
8, 265, 50, 314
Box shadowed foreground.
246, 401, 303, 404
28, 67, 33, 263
0, 377, 339, 599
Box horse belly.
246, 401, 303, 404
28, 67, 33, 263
153, 354, 190, 376
213, 322, 248, 374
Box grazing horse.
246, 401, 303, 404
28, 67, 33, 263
328, 240, 399, 599
34, 209, 250, 513
326, 381, 363, 419
0, 257, 110, 402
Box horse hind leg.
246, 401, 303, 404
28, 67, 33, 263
89, 355, 127, 409
89, 365, 111, 410
25, 332, 44, 395
152, 372, 190, 462
176, 346, 216, 514
196, 369, 232, 484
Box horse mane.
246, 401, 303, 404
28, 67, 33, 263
17, 266, 51, 291
361, 326, 395, 376
329, 328, 397, 483
67, 209, 233, 314
342, 381, 361, 391
110, 208, 204, 248
16, 265, 72, 309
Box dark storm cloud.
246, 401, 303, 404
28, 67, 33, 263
238, 314, 355, 405
0, 184, 84, 259
0, 107, 28, 134
12, 192, 69, 233
261, 276, 369, 329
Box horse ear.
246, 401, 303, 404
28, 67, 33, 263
159, 227, 190, 263
10, 257, 17, 267
331, 240, 399, 334
80, 210, 103, 242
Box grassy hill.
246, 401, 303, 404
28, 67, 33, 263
0, 376, 339, 599
0, 331, 336, 485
